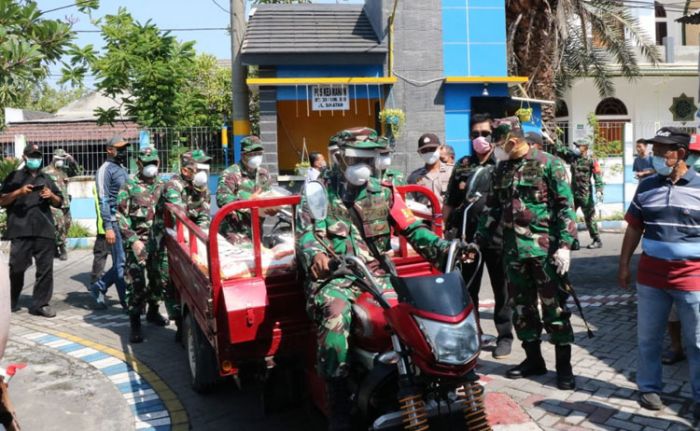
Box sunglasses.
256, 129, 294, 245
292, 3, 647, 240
470, 130, 492, 139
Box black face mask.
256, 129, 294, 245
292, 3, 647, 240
115, 148, 128, 164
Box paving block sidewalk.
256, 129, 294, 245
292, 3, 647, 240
5, 233, 700, 430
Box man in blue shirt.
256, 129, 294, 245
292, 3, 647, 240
633, 139, 655, 179
90, 136, 129, 309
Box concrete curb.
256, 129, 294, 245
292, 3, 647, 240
17, 325, 189, 431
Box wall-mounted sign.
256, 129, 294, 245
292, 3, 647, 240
312, 85, 349, 111
669, 93, 698, 123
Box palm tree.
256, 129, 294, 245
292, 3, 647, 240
507, 0, 661, 127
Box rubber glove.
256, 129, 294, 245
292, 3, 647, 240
553, 248, 571, 276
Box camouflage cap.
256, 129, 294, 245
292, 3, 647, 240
241, 136, 263, 154
53, 148, 68, 159
334, 127, 384, 150
137, 146, 159, 163
492, 117, 522, 142
181, 149, 211, 167
574, 137, 593, 147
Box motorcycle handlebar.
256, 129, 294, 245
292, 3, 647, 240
328, 256, 392, 309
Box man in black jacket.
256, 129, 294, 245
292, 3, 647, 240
443, 113, 513, 359
0, 144, 63, 317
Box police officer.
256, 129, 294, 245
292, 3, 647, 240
117, 147, 168, 343
296, 127, 451, 430
215, 136, 272, 237
0, 144, 63, 317
475, 119, 579, 390
444, 115, 514, 359
555, 137, 604, 249
407, 133, 453, 207
42, 149, 74, 261
154, 149, 212, 341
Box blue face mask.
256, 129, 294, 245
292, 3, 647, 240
26, 158, 42, 170
652, 156, 673, 176
686, 154, 700, 171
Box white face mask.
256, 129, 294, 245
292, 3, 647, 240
344, 164, 372, 186
246, 155, 263, 170
193, 171, 208, 189
142, 164, 158, 178
55, 160, 65, 168
420, 149, 440, 165
572, 146, 581, 156
494, 146, 510, 162
377, 155, 392, 170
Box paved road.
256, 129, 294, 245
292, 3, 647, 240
4, 232, 699, 430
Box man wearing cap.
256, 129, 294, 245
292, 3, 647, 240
407, 133, 453, 207
90, 136, 129, 309
297, 127, 453, 429
117, 147, 168, 343
444, 113, 514, 359
377, 141, 405, 185
155, 149, 212, 341
215, 136, 272, 238
0, 144, 63, 317
42, 148, 77, 261
554, 137, 605, 249
618, 127, 700, 418
475, 118, 579, 390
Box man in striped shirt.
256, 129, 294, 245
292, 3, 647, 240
618, 127, 700, 419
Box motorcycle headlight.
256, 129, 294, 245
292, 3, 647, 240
414, 313, 480, 365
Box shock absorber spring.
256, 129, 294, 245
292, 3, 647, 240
457, 382, 491, 431
398, 393, 430, 431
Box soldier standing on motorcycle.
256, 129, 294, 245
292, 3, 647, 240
475, 118, 579, 390
296, 127, 452, 431
215, 136, 273, 238
154, 149, 212, 341
554, 137, 605, 249
117, 147, 168, 343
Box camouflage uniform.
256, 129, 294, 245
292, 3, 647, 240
215, 136, 271, 237
117, 147, 164, 316
476, 145, 578, 346
381, 168, 406, 185
296, 128, 451, 378
42, 157, 71, 253
154, 150, 212, 320
554, 141, 604, 241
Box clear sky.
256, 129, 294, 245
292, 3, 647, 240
38, 0, 363, 86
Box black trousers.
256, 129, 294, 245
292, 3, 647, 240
463, 247, 513, 340
91, 234, 110, 284
9, 237, 55, 310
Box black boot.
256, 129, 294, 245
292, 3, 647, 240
326, 378, 352, 431
555, 345, 576, 390
58, 245, 68, 261
146, 302, 169, 326
173, 316, 182, 343
129, 314, 144, 343
587, 237, 602, 249
506, 341, 547, 379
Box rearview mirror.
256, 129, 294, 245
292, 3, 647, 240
303, 181, 328, 221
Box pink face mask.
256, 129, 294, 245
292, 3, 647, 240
472, 136, 492, 155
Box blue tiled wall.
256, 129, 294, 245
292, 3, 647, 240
442, 0, 507, 77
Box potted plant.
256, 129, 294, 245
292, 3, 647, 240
294, 139, 310, 177
515, 107, 533, 123
379, 108, 406, 138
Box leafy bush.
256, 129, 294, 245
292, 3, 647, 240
0, 209, 6, 237
68, 222, 92, 238
0, 158, 20, 185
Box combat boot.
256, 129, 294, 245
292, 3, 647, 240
326, 378, 352, 431
506, 341, 547, 379
129, 314, 144, 343
587, 237, 602, 249
58, 245, 68, 261
555, 344, 576, 390
146, 302, 169, 326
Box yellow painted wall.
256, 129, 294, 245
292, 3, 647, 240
276, 99, 380, 173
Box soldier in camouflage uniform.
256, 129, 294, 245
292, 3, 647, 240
554, 137, 604, 249
296, 127, 451, 430
117, 147, 168, 343
475, 118, 579, 390
42, 149, 74, 261
154, 149, 212, 341
377, 144, 406, 185
215, 136, 272, 238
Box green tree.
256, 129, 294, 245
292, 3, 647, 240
25, 83, 88, 114
63, 8, 197, 128
506, 1, 660, 127
0, 0, 98, 124
177, 54, 232, 128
